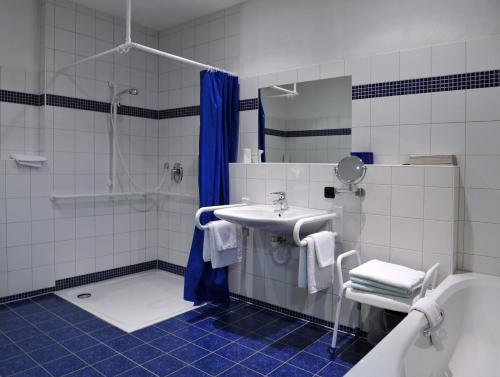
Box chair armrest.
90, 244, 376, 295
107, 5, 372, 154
336, 250, 362, 293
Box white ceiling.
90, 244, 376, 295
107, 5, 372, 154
73, 0, 245, 31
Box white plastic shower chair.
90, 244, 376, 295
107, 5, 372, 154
330, 249, 440, 354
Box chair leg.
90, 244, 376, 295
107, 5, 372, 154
355, 302, 362, 338
330, 287, 345, 355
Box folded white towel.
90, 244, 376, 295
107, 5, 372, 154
410, 297, 443, 329
202, 220, 242, 268
311, 231, 336, 268
349, 259, 425, 294
211, 220, 238, 251
10, 154, 47, 168
298, 235, 334, 294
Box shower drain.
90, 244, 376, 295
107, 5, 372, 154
77, 293, 92, 299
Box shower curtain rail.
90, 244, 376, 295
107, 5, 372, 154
57, 0, 236, 76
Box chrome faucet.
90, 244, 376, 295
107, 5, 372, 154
271, 192, 289, 216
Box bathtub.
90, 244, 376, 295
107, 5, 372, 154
346, 272, 500, 377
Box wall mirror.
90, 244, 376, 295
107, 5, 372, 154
259, 76, 352, 163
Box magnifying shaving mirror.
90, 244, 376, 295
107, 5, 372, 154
334, 156, 367, 196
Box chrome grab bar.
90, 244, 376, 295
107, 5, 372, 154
292, 212, 337, 247
195, 203, 247, 230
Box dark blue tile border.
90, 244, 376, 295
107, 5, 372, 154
265, 128, 351, 138
158, 260, 186, 276
0, 261, 158, 305
352, 69, 500, 99
0, 287, 56, 305
0, 90, 41, 106
159, 105, 200, 119
2, 69, 498, 120
239, 98, 258, 111
55, 261, 158, 290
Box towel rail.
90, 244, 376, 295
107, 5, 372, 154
292, 213, 338, 247
195, 203, 247, 230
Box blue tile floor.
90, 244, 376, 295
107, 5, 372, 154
0, 294, 373, 376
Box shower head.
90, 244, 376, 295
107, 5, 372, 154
111, 86, 139, 105
116, 87, 139, 97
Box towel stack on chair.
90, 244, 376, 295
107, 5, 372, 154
349, 259, 425, 298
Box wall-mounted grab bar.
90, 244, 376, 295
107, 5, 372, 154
50, 191, 197, 201
195, 203, 247, 230
293, 213, 338, 247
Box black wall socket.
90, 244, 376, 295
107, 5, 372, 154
324, 187, 336, 199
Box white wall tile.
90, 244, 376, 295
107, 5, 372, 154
425, 167, 457, 188
351, 127, 370, 151
424, 187, 456, 221
466, 121, 500, 155
371, 126, 399, 156
364, 166, 391, 185
361, 184, 391, 215
399, 124, 431, 157
352, 99, 370, 127
400, 93, 431, 125
465, 156, 500, 189
391, 185, 424, 218
430, 123, 466, 155
371, 96, 399, 126
463, 221, 500, 257
361, 214, 390, 246
390, 217, 423, 251
464, 188, 500, 223
466, 87, 500, 122
400, 47, 431, 80
431, 91, 466, 124
391, 166, 424, 186
466, 35, 500, 72
423, 220, 454, 255
371, 52, 399, 83
345, 57, 370, 85
432, 41, 466, 75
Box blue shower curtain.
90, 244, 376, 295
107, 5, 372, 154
184, 70, 239, 305
258, 89, 266, 162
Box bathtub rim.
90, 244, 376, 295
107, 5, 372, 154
345, 272, 500, 377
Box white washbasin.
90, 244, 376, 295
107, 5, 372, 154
214, 204, 329, 234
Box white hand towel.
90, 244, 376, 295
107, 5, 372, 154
298, 246, 307, 289
211, 220, 238, 251
349, 259, 425, 293
298, 236, 334, 294
202, 227, 212, 262
311, 231, 336, 268
410, 297, 443, 329
204, 221, 242, 268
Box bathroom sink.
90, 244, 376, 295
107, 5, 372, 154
214, 204, 330, 234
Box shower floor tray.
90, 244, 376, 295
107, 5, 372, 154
56, 269, 195, 332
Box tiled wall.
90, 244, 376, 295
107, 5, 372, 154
1, 0, 500, 307
238, 43, 500, 279
156, 5, 242, 267
154, 2, 500, 321
0, 0, 162, 298
227, 163, 459, 323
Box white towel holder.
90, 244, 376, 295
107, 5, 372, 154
195, 203, 247, 230
292, 213, 338, 247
